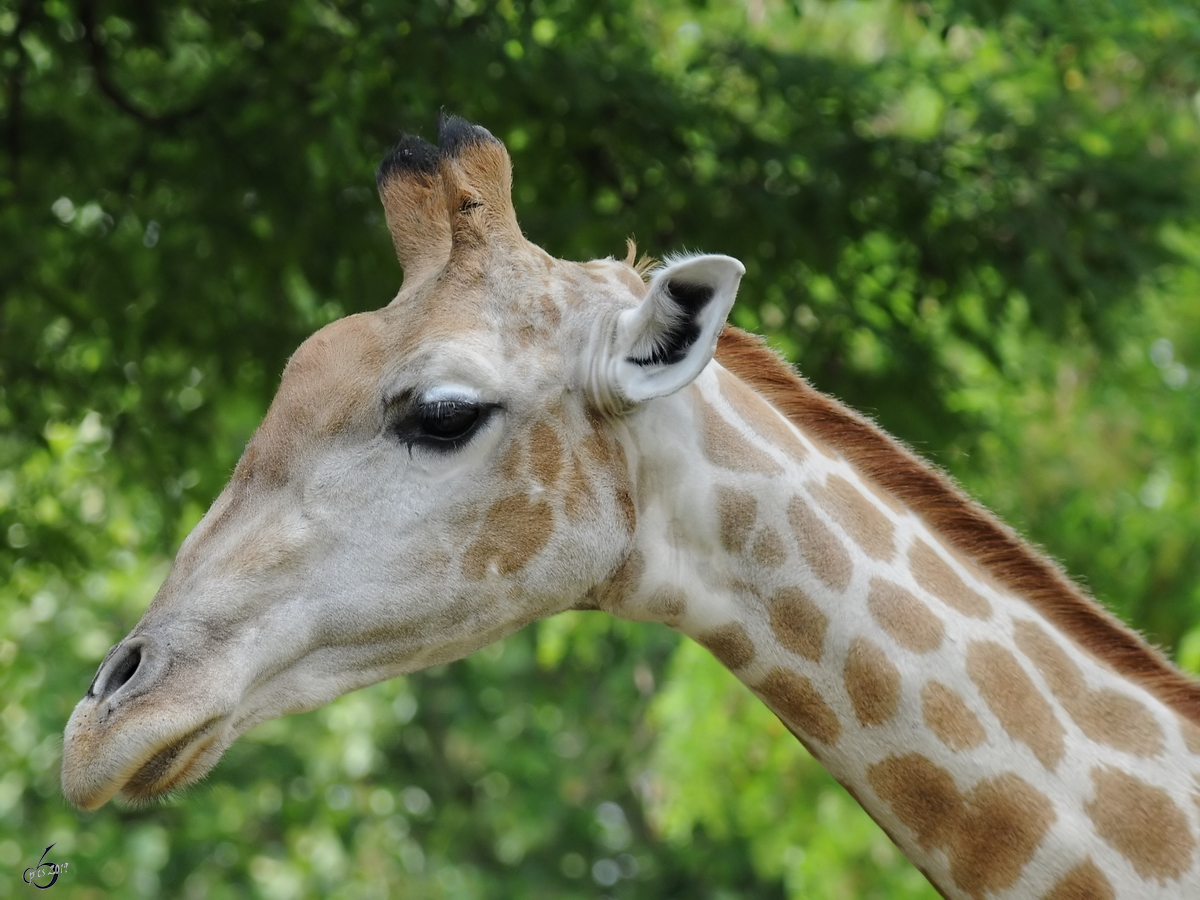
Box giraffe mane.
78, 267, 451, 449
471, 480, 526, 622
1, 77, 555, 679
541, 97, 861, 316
623, 237, 658, 277
714, 324, 1200, 726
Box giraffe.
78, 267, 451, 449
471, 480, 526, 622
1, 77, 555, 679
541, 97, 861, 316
62, 116, 1200, 899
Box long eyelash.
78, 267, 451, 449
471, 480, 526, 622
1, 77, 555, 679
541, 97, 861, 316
390, 402, 499, 454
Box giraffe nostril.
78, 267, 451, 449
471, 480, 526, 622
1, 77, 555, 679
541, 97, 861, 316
90, 639, 148, 702
109, 646, 141, 691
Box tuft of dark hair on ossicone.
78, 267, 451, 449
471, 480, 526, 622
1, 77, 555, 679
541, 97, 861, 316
376, 133, 440, 186
437, 113, 502, 158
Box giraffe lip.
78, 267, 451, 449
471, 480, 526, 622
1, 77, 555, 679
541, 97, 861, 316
116, 717, 224, 804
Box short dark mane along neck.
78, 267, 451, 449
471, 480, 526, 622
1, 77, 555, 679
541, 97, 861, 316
714, 325, 1200, 725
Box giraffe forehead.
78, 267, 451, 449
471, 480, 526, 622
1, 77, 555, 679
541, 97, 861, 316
278, 313, 392, 412
424, 251, 638, 316
238, 314, 393, 479
238, 308, 541, 493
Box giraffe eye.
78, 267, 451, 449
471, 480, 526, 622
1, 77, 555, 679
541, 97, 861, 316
391, 398, 497, 452
419, 400, 481, 440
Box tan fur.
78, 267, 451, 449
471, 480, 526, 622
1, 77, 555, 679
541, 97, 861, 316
787, 494, 853, 591
696, 393, 783, 475
867, 753, 1055, 900
767, 586, 828, 662
811, 473, 896, 561
700, 622, 757, 670
440, 138, 523, 257
910, 539, 993, 619
921, 682, 986, 751
529, 420, 564, 487
716, 368, 809, 464
1085, 766, 1195, 880
1043, 859, 1116, 900
1184, 719, 1200, 755
967, 639, 1066, 770
756, 667, 842, 745
461, 494, 554, 580
750, 526, 788, 568
844, 637, 902, 726
1014, 619, 1165, 757
868, 577, 945, 654
378, 166, 451, 283
716, 486, 759, 554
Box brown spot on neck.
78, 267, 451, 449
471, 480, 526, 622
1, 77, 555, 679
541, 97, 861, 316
699, 621, 756, 671
751, 526, 787, 568
867, 753, 1055, 899
921, 681, 985, 751
594, 421, 637, 536
715, 486, 758, 555
755, 667, 841, 745
844, 637, 902, 726
615, 482, 637, 536
910, 540, 992, 619
811, 474, 895, 561
590, 549, 645, 613
582, 409, 614, 465
867, 577, 945, 654
537, 291, 561, 329
1183, 717, 1200, 755
967, 640, 1065, 770
1085, 765, 1194, 881
787, 494, 852, 592
716, 367, 809, 465
1014, 619, 1165, 757
1043, 859, 1115, 900
696, 393, 783, 476
767, 587, 828, 662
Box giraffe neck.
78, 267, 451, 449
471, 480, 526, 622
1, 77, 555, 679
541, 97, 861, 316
607, 358, 1200, 899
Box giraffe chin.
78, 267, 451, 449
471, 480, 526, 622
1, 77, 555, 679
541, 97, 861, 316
116, 721, 226, 806
63, 715, 228, 811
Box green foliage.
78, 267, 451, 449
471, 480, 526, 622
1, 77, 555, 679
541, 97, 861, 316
1, 0, 1197, 896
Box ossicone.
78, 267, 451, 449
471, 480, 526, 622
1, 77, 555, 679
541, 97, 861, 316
376, 114, 523, 286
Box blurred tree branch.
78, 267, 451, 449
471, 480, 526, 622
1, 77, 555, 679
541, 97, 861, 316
77, 0, 200, 128
4, 0, 39, 193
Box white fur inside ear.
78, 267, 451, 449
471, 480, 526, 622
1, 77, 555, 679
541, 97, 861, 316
610, 253, 744, 403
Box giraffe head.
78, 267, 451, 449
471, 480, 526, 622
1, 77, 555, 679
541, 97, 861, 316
61, 117, 744, 810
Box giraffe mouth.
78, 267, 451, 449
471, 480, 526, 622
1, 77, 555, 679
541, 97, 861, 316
116, 717, 225, 805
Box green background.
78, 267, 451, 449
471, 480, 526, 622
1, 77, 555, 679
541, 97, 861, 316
2, 0, 1198, 896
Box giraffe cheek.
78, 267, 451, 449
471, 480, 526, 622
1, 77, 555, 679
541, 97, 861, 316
460, 494, 554, 581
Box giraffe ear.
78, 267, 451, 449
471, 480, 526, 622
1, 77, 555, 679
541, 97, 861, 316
605, 254, 745, 404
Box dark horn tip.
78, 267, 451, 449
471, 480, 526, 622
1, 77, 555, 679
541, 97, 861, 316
437, 113, 501, 157
376, 133, 440, 186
